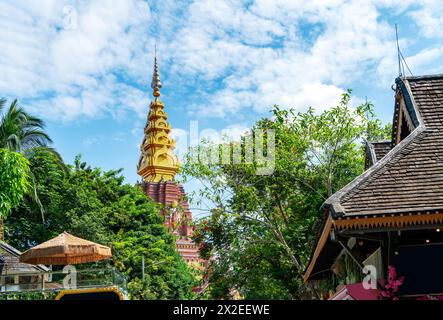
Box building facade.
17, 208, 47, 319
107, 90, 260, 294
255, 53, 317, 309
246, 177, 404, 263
0, 241, 50, 293
305, 74, 443, 300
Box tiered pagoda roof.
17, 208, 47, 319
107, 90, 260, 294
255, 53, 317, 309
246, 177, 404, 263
137, 54, 205, 267
137, 55, 179, 183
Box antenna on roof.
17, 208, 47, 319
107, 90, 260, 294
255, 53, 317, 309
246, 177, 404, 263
395, 24, 413, 77
365, 96, 370, 140
395, 24, 402, 76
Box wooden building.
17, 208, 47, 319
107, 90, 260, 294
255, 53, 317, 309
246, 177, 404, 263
304, 74, 443, 299
0, 241, 49, 292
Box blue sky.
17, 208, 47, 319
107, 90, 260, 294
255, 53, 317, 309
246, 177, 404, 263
2, 0, 443, 213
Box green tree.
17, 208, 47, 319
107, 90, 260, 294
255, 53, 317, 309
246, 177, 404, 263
0, 99, 52, 152
182, 91, 391, 299
0, 98, 62, 223
6, 151, 196, 299
0, 149, 30, 240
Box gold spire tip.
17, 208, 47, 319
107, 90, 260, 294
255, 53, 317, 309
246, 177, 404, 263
151, 46, 162, 98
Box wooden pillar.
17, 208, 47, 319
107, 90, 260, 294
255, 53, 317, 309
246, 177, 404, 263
0, 217, 4, 242
380, 231, 394, 280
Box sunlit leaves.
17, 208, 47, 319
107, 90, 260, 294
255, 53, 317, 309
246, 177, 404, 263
5, 150, 196, 300
180, 91, 391, 299
0, 149, 30, 219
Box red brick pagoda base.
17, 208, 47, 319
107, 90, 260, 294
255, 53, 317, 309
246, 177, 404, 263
142, 181, 205, 265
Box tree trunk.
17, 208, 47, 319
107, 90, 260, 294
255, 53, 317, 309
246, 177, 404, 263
0, 217, 4, 242
269, 222, 322, 299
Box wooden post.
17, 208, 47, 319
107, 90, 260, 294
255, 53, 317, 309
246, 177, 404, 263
41, 275, 45, 291
0, 217, 4, 242
142, 256, 145, 281
380, 232, 391, 280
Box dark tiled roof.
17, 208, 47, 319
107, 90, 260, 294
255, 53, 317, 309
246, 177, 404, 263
324, 74, 443, 217
370, 141, 392, 161
0, 241, 49, 273
367, 140, 391, 165
304, 74, 443, 281
409, 76, 443, 129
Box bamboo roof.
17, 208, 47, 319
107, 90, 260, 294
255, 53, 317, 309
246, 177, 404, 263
19, 232, 112, 265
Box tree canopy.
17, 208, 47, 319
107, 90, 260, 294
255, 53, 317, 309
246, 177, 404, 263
0, 149, 30, 220
0, 98, 63, 223
5, 150, 196, 299
0, 93, 392, 300
182, 92, 391, 299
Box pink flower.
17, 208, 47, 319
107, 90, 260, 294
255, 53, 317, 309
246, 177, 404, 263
380, 266, 404, 300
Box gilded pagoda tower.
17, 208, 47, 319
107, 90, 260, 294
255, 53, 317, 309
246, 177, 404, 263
138, 54, 204, 266
137, 55, 179, 182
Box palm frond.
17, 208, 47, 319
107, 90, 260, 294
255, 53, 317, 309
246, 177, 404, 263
0, 99, 53, 151
29, 171, 45, 224
20, 129, 52, 149
6, 133, 21, 152
22, 114, 46, 129
24, 146, 68, 173
6, 99, 19, 117
0, 99, 57, 226
0, 98, 6, 114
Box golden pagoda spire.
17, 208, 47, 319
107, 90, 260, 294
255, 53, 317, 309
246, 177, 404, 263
151, 46, 162, 98
137, 51, 180, 182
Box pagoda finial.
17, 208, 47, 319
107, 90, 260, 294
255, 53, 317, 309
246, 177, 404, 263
151, 45, 162, 98
137, 46, 180, 183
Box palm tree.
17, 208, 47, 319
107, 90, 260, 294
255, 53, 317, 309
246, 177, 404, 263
0, 98, 63, 240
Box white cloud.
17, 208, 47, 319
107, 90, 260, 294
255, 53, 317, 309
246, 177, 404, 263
409, 0, 443, 38
0, 0, 151, 121
1, 0, 442, 124
221, 123, 251, 142
169, 0, 404, 118
407, 46, 443, 75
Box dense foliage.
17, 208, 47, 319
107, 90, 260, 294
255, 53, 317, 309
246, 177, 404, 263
0, 94, 392, 300
0, 98, 53, 153
0, 291, 57, 300
0, 98, 63, 224
0, 149, 30, 219
5, 151, 196, 300
182, 92, 391, 299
